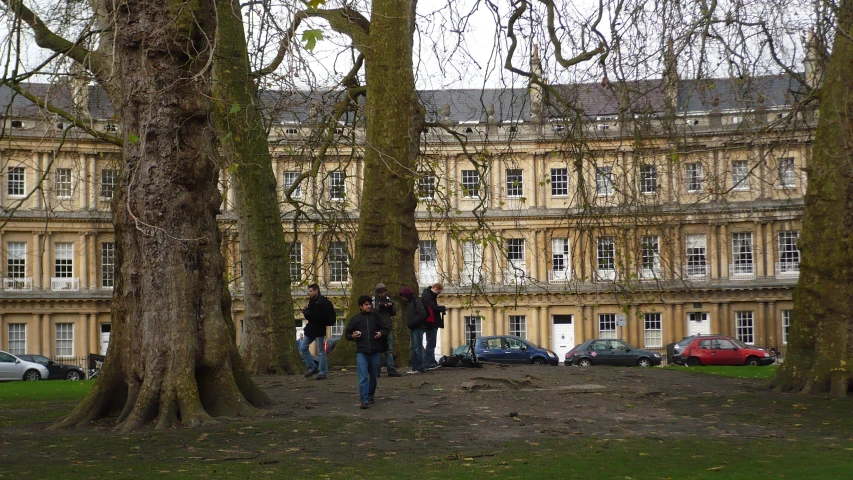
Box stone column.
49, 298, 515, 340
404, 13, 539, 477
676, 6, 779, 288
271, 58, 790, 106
581, 305, 592, 340
32, 314, 41, 354
41, 313, 51, 356
88, 155, 98, 210
35, 153, 44, 210
663, 303, 675, 344
491, 306, 499, 336
539, 305, 549, 347
41, 233, 51, 290
32, 232, 42, 289
757, 301, 766, 345
79, 232, 89, 290
80, 313, 89, 357
719, 223, 729, 279
674, 303, 684, 340
0, 314, 4, 349
711, 303, 721, 336
89, 314, 98, 355
766, 301, 776, 347
88, 232, 97, 291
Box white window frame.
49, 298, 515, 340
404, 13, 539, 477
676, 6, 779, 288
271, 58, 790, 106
54, 242, 74, 278
732, 160, 750, 191
331, 314, 346, 338
508, 315, 527, 339
461, 241, 484, 285
598, 313, 617, 339
505, 169, 523, 198
685, 234, 707, 277
464, 316, 483, 344
505, 238, 526, 284
595, 166, 614, 196
418, 240, 439, 285
283, 171, 302, 199
778, 231, 800, 273
550, 168, 568, 197
7, 241, 26, 279
461, 170, 480, 198
782, 310, 791, 345
735, 311, 754, 344
327, 241, 348, 283
685, 163, 703, 192
55, 168, 73, 198
55, 323, 74, 358
640, 235, 660, 278
596, 236, 615, 279
100, 169, 117, 200
550, 238, 571, 282
7, 166, 25, 197
418, 174, 436, 200
639, 165, 657, 194
778, 157, 796, 188
643, 313, 663, 348
731, 232, 754, 275
101, 242, 115, 289
289, 241, 302, 283
328, 171, 346, 201
7, 324, 26, 355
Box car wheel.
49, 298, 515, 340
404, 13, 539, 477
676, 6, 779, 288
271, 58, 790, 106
532, 358, 546, 366
66, 370, 82, 381
686, 357, 701, 367
637, 357, 651, 367
746, 357, 760, 366
577, 358, 593, 367
23, 369, 41, 381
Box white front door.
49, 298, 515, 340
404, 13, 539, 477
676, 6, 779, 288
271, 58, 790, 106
686, 312, 711, 337
552, 315, 575, 360
100, 324, 111, 355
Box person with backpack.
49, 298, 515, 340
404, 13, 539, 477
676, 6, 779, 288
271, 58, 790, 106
345, 295, 390, 409
421, 283, 448, 370
400, 286, 426, 374
372, 283, 402, 377
301, 283, 336, 380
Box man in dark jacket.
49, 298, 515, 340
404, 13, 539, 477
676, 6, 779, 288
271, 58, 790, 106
372, 283, 401, 377
400, 286, 427, 374
345, 295, 390, 409
422, 283, 448, 370
301, 283, 336, 380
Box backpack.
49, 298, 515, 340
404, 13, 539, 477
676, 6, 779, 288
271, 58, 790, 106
425, 306, 435, 324
407, 298, 428, 329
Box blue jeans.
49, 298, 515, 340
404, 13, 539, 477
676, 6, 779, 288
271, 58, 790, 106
424, 328, 438, 368
382, 330, 395, 370
299, 334, 327, 375
409, 328, 425, 372
356, 352, 380, 404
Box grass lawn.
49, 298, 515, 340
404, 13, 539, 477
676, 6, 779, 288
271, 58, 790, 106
664, 364, 778, 380
0, 380, 92, 428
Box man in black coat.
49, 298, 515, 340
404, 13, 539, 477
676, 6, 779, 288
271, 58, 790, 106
345, 295, 390, 409
422, 283, 448, 370
301, 283, 336, 380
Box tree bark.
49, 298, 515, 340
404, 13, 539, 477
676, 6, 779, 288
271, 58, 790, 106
770, 0, 853, 395
52, 0, 270, 432
328, 0, 423, 366
211, 0, 302, 375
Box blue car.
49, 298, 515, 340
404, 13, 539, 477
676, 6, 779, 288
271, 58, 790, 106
473, 335, 559, 366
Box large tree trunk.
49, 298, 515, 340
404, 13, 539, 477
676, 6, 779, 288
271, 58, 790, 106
211, 0, 302, 375
329, 0, 423, 366
53, 0, 270, 432
770, 0, 853, 395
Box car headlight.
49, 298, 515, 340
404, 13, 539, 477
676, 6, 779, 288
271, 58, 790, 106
654, 353, 661, 358
763, 352, 770, 357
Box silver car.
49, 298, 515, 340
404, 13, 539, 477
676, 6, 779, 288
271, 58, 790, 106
0, 350, 50, 381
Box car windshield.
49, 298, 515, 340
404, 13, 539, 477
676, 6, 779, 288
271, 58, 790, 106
677, 336, 697, 347
731, 339, 751, 349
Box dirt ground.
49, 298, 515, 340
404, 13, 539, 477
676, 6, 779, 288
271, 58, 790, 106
258, 363, 792, 442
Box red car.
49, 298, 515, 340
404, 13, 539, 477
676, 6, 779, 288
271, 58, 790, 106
680, 336, 775, 366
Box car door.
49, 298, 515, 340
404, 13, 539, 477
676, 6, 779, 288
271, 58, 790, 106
712, 339, 741, 365
588, 340, 610, 365
0, 352, 21, 380
504, 337, 530, 364
608, 340, 633, 366
478, 338, 503, 363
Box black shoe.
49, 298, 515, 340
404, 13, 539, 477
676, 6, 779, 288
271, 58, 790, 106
368, 398, 375, 404
387, 369, 402, 377
315, 374, 326, 380
304, 367, 318, 379
360, 403, 369, 410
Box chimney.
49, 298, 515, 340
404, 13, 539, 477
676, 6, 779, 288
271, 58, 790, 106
530, 45, 543, 123
804, 29, 825, 90
70, 63, 89, 115
663, 37, 679, 116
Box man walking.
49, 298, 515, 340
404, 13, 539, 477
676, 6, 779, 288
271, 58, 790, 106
422, 283, 448, 370
373, 283, 401, 377
301, 283, 336, 380
345, 295, 389, 409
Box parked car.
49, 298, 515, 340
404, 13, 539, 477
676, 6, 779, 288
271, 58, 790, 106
680, 336, 775, 366
563, 344, 583, 366
0, 350, 50, 381
324, 337, 341, 355
473, 335, 559, 366
668, 333, 720, 365
16, 355, 86, 380
566, 339, 662, 367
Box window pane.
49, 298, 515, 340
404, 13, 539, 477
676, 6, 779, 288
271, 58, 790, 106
595, 166, 613, 196
640, 165, 657, 194
778, 231, 800, 271
641, 236, 660, 273
506, 169, 523, 198
597, 237, 615, 271
328, 241, 348, 282
732, 160, 750, 190
101, 169, 117, 200
462, 170, 480, 198
686, 163, 703, 192
283, 171, 302, 199
735, 311, 754, 344
509, 315, 526, 339
685, 234, 707, 276
643, 313, 662, 348
599, 314, 616, 339
289, 241, 302, 283
55, 323, 74, 357
101, 242, 115, 288
778, 158, 796, 187
54, 243, 74, 278
550, 168, 568, 196
551, 238, 569, 272
464, 316, 482, 344
732, 232, 754, 273
7, 242, 26, 279
8, 324, 26, 355
328, 171, 346, 200
7, 167, 25, 196
418, 174, 436, 199
55, 168, 73, 198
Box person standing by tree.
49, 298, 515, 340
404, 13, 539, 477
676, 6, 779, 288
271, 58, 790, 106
301, 284, 335, 380
422, 283, 448, 370
373, 283, 402, 377
400, 286, 426, 374
345, 295, 390, 409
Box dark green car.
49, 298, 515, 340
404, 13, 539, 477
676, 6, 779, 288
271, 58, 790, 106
566, 339, 662, 367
